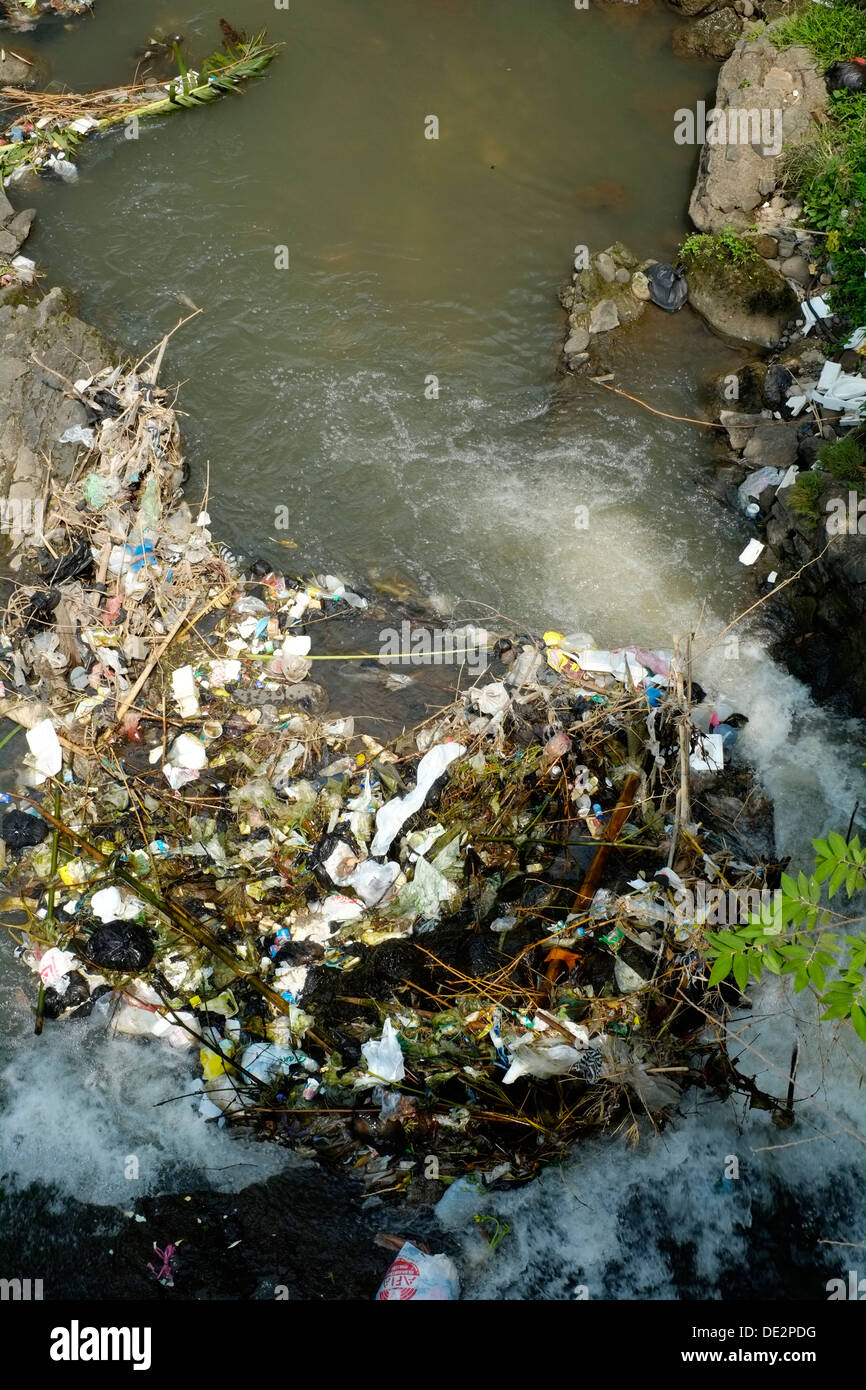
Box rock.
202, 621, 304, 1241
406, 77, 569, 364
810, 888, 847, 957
0, 287, 111, 512
0, 229, 20, 258
742, 0, 754, 13
668, 0, 729, 12
0, 51, 39, 88
614, 267, 631, 284
631, 272, 652, 301
684, 250, 800, 348
753, 234, 778, 259
742, 420, 799, 471
673, 9, 741, 62
4, 209, 35, 251
595, 252, 616, 283
568, 352, 590, 369
689, 35, 828, 233
589, 299, 620, 334
720, 409, 768, 451
779, 254, 811, 285
776, 240, 796, 260
564, 328, 590, 355
763, 362, 794, 409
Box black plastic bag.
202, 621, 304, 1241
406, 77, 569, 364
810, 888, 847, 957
647, 262, 689, 312
41, 537, 94, 587
85, 920, 154, 972
825, 60, 866, 93
1, 809, 49, 849
23, 588, 60, 634
43, 970, 90, 1020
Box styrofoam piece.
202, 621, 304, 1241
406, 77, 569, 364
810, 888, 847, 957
801, 295, 831, 333
738, 538, 765, 566
817, 361, 841, 392
844, 326, 866, 350
777, 465, 799, 490
786, 395, 808, 417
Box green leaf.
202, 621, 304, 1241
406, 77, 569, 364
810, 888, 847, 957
828, 863, 847, 899
851, 1005, 866, 1043
807, 960, 826, 991
828, 831, 848, 859
708, 953, 733, 987
732, 953, 749, 992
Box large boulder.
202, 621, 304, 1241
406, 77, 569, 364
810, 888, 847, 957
689, 33, 827, 232
682, 246, 799, 347
673, 8, 741, 61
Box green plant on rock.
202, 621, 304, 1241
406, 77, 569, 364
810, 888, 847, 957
773, 2, 866, 331
818, 430, 866, 488
705, 832, 866, 1041
680, 227, 761, 269
787, 469, 825, 526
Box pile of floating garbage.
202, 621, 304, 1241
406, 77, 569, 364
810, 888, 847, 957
0, 29, 279, 186
0, 338, 786, 1193
1, 0, 92, 28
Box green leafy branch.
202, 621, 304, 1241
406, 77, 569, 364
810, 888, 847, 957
704, 833, 866, 1042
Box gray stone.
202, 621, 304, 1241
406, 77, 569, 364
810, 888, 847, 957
564, 328, 590, 355
720, 410, 768, 452
688, 35, 828, 233
614, 267, 631, 283
0, 229, 21, 258
742, 420, 799, 471
4, 209, 35, 251
668, 0, 729, 14
595, 252, 616, 283
684, 251, 800, 348
673, 9, 741, 62
779, 254, 811, 285
753, 234, 778, 259
589, 299, 620, 334
0, 287, 111, 507
776, 240, 796, 260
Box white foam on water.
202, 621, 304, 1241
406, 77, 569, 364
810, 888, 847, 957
0, 984, 289, 1204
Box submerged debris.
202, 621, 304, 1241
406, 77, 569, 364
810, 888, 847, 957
0, 29, 279, 186
0, 338, 785, 1194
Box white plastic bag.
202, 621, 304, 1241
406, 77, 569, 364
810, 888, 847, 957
370, 743, 464, 858
376, 1242, 459, 1300
361, 1017, 405, 1083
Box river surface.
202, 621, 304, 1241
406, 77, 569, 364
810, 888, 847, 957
1, 0, 864, 1300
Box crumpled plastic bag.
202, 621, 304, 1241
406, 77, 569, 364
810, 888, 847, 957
24, 718, 62, 786
502, 1017, 590, 1084
361, 1017, 405, 1083
370, 742, 465, 857
376, 1242, 460, 1301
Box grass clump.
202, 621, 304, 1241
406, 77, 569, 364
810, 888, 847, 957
773, 0, 866, 69
680, 227, 761, 268
818, 430, 866, 486
787, 469, 826, 526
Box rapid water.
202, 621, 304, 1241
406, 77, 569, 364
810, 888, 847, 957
1, 0, 864, 1299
